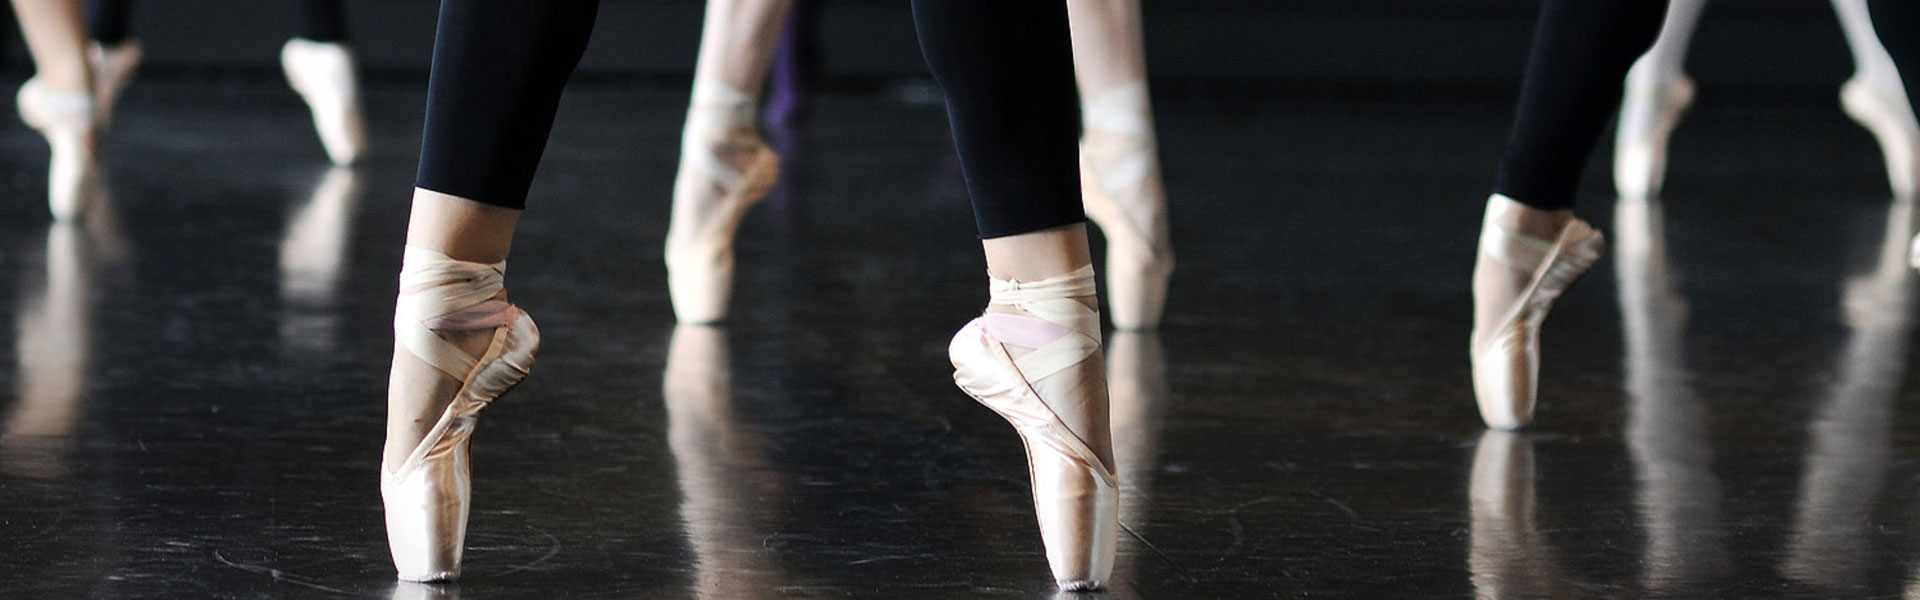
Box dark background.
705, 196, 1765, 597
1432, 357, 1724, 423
0, 0, 1880, 95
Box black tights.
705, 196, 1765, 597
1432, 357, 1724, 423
1494, 0, 1670, 210
413, 0, 596, 208
912, 0, 1084, 239
87, 0, 349, 45
418, 0, 1083, 240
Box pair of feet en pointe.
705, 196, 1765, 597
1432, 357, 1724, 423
20, 38, 366, 222
1473, 64, 1920, 432
380, 85, 1174, 590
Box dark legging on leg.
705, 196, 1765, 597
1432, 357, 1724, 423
1494, 0, 1669, 210
413, 0, 598, 210
911, 0, 1084, 239
85, 0, 350, 45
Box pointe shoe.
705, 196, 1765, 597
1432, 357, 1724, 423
665, 86, 780, 324
383, 247, 540, 582
1614, 65, 1695, 199
87, 40, 141, 127
282, 39, 368, 165
17, 79, 102, 222
1840, 76, 1920, 200
1081, 82, 1174, 330
949, 266, 1118, 590
1470, 198, 1604, 430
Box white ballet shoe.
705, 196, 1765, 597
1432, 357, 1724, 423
17, 79, 102, 222
949, 266, 1118, 590
665, 83, 779, 324
383, 247, 539, 582
1470, 196, 1604, 430
281, 39, 368, 165
1081, 81, 1173, 330
1840, 76, 1920, 200
1614, 63, 1695, 200
87, 40, 141, 127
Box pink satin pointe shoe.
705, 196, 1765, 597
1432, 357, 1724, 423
282, 39, 369, 165
1081, 81, 1173, 330
1613, 63, 1695, 199
17, 79, 102, 222
949, 266, 1118, 591
87, 40, 141, 127
665, 83, 779, 324
1470, 196, 1604, 430
1840, 76, 1920, 200
383, 247, 539, 582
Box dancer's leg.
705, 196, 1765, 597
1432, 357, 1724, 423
1066, 0, 1173, 330
12, 0, 100, 221
282, 0, 366, 164
665, 0, 791, 323
1835, 0, 1920, 198
384, 0, 596, 581
1615, 0, 1708, 198
1473, 0, 1667, 429
914, 0, 1116, 590
82, 0, 138, 127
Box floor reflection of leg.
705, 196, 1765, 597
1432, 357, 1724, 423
663, 325, 783, 600
1781, 200, 1913, 587
278, 167, 362, 355
1468, 431, 1578, 599
1106, 332, 1168, 554
1615, 197, 1730, 588
4, 223, 97, 479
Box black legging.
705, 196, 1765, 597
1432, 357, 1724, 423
87, 0, 349, 45
418, 0, 1082, 240
413, 0, 597, 209
1494, 0, 1670, 210
912, 0, 1084, 239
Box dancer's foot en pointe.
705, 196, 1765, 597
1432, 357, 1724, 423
1080, 82, 1173, 330
382, 246, 539, 581
18, 78, 102, 222
665, 82, 779, 323
282, 38, 368, 166
87, 39, 139, 126
1613, 60, 1695, 199
1470, 195, 1604, 430
1840, 74, 1920, 200
949, 265, 1117, 590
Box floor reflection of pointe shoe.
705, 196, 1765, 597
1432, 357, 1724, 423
383, 248, 540, 582
87, 40, 141, 127
280, 168, 363, 303
3, 223, 96, 479
949, 267, 1118, 591
389, 581, 460, 600
1841, 77, 1920, 200
1471, 198, 1605, 430
665, 128, 779, 324
1614, 65, 1695, 200
282, 39, 368, 166
18, 79, 102, 222
1080, 83, 1173, 330
1107, 332, 1168, 551
1468, 430, 1572, 599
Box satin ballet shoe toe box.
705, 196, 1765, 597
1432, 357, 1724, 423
1471, 325, 1540, 431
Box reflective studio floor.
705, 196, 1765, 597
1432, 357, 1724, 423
2, 76, 1920, 599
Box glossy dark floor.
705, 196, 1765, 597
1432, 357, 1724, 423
3, 78, 1919, 599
